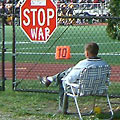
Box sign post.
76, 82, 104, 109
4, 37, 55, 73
20, 0, 57, 42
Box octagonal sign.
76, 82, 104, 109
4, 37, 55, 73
20, 0, 57, 42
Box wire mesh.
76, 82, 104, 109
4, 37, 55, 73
12, 14, 120, 97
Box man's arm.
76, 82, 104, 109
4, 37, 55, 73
61, 68, 83, 83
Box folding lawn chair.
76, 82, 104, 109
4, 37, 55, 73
62, 65, 114, 120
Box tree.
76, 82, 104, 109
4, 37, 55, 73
106, 0, 120, 40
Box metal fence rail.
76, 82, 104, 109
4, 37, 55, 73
0, 0, 6, 91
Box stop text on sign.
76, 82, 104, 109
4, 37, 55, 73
23, 8, 54, 26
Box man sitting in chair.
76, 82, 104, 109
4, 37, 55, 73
37, 42, 109, 113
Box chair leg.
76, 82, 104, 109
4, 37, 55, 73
106, 94, 114, 120
62, 92, 68, 114
92, 97, 96, 114
74, 96, 83, 120
93, 97, 96, 109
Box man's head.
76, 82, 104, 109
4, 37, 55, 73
84, 42, 99, 58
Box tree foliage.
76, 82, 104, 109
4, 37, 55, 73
106, 0, 120, 40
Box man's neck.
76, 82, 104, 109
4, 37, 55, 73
88, 56, 100, 59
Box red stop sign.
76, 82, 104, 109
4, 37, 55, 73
20, 0, 57, 42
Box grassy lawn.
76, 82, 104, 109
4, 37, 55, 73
0, 80, 119, 120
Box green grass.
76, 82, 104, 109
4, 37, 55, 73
1, 25, 120, 65
109, 82, 120, 95
0, 80, 119, 120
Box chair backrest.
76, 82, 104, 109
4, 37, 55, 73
78, 65, 111, 96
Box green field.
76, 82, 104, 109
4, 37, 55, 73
1, 24, 120, 94
1, 25, 120, 65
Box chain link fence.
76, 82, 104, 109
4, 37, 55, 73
11, 13, 120, 97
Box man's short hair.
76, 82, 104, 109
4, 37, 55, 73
85, 42, 99, 56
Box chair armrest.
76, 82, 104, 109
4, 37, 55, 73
64, 81, 79, 88
63, 81, 80, 96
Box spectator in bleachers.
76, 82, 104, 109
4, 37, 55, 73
15, 0, 24, 15
0, 1, 9, 14
0, 1, 11, 25
58, 3, 68, 25
57, 0, 61, 14
15, 0, 24, 8
67, 3, 75, 24
14, 0, 24, 25
5, 0, 13, 25
5, 0, 12, 13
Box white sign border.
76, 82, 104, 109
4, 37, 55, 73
20, 0, 57, 43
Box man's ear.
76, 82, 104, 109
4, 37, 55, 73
86, 51, 89, 57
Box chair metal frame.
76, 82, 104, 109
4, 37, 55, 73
62, 65, 114, 120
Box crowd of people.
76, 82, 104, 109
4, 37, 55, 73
57, 0, 110, 25
0, 0, 24, 25
56, 0, 107, 4
0, 0, 109, 25
0, 0, 12, 25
